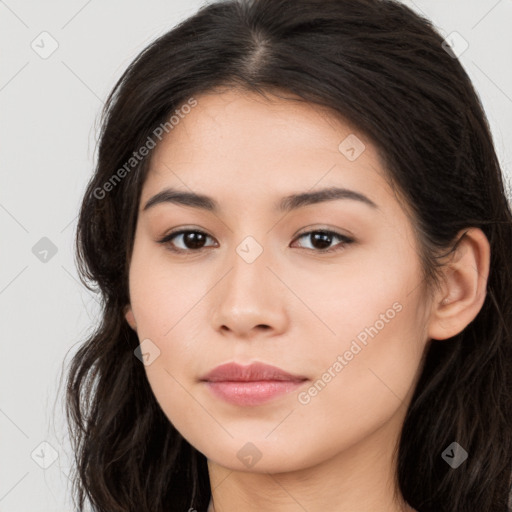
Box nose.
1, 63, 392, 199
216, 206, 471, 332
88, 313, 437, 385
210, 243, 289, 339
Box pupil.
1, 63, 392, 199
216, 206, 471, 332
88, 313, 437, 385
185, 232, 205, 249
312, 232, 331, 249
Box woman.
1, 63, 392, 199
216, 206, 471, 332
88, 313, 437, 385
65, 0, 512, 510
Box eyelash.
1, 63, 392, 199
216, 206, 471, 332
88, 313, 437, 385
157, 228, 354, 254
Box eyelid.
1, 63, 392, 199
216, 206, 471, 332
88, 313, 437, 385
157, 227, 217, 247
293, 224, 353, 239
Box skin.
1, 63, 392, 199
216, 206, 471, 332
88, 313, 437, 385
124, 88, 490, 512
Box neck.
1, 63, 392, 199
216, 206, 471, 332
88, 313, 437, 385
206, 404, 415, 512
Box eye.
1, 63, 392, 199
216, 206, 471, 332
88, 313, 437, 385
157, 229, 217, 253
157, 228, 354, 254
291, 229, 354, 253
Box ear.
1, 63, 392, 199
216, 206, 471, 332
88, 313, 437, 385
428, 228, 490, 341
124, 304, 137, 331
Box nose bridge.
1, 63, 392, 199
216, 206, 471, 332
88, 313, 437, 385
211, 231, 286, 336
225, 233, 271, 305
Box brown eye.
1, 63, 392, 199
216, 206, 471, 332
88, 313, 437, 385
157, 228, 354, 255
158, 230, 217, 253
292, 230, 354, 253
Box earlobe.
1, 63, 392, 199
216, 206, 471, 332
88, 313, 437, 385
124, 305, 137, 331
428, 228, 490, 341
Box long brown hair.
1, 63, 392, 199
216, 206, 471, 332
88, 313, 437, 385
65, 0, 512, 510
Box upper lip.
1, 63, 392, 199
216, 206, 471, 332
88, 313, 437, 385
200, 362, 308, 382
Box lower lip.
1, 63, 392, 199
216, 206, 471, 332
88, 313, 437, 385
204, 380, 306, 406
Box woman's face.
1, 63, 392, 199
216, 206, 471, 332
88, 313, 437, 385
125, 88, 433, 473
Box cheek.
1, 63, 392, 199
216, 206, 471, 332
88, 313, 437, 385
127, 242, 212, 428
128, 240, 206, 342
293, 246, 426, 416
290, 293, 425, 462
289, 246, 422, 363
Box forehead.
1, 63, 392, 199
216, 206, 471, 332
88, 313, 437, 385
141, 88, 393, 212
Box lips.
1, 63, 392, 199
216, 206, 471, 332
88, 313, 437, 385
199, 362, 308, 406
199, 361, 308, 383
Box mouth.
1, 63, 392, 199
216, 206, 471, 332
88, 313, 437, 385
199, 362, 309, 406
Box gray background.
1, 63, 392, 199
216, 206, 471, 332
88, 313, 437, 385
1, 1, 511, 510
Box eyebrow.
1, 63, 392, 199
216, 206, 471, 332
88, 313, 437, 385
142, 186, 378, 213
